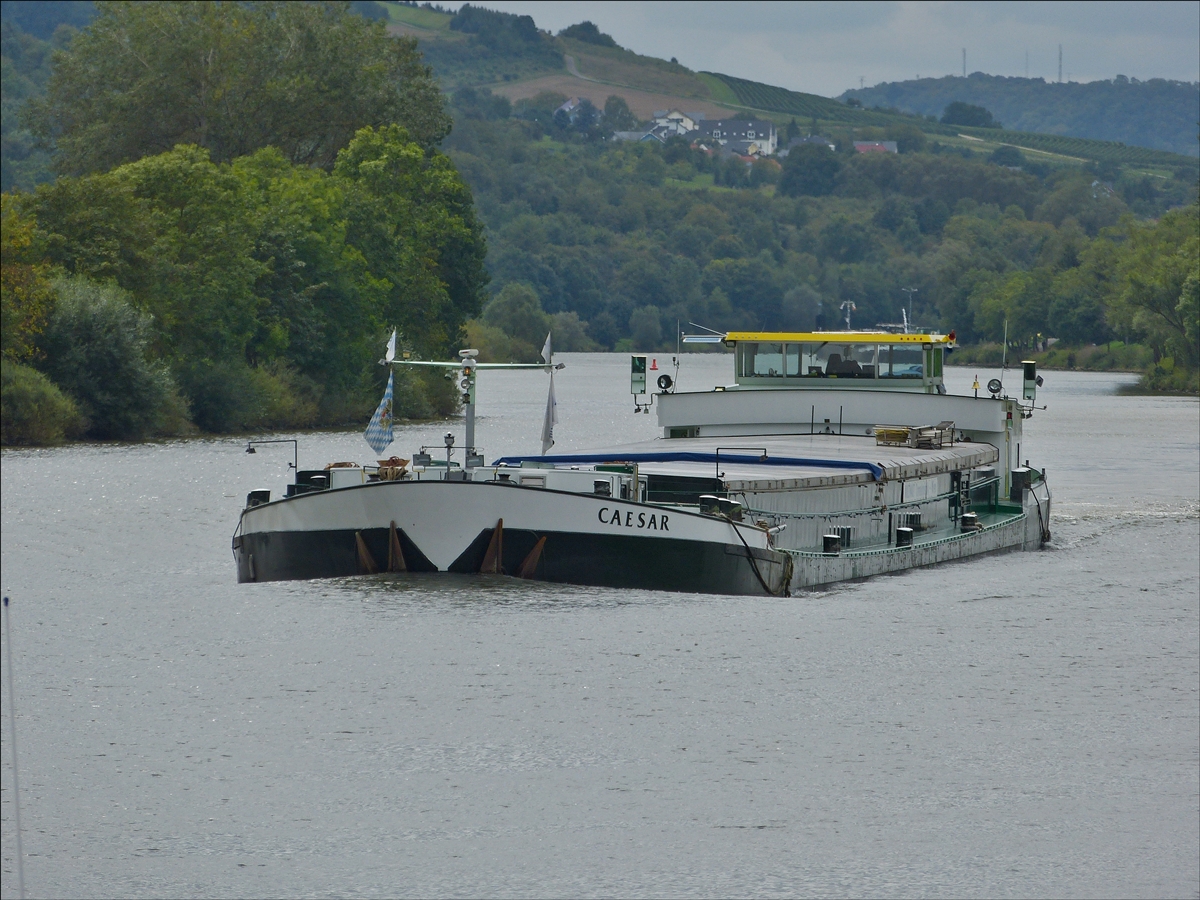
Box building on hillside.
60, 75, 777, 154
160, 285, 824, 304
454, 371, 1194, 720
690, 118, 778, 155
651, 109, 705, 135
853, 140, 898, 154
724, 139, 768, 158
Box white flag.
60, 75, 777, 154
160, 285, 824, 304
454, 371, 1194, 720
385, 329, 397, 362
541, 331, 552, 367
540, 372, 558, 455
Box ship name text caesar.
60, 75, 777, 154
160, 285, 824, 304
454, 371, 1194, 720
599, 507, 670, 531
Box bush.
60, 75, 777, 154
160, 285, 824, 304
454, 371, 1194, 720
176, 359, 322, 433
1, 358, 83, 445
37, 276, 186, 440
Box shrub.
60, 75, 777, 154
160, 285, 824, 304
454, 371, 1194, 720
176, 359, 323, 433
37, 276, 184, 440
1, 358, 83, 445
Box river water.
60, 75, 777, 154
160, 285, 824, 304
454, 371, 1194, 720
2, 356, 1197, 899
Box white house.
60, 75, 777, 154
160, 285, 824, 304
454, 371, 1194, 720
651, 109, 704, 136
691, 118, 778, 155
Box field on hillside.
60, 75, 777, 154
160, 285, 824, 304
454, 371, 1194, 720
384, 3, 451, 30
490, 74, 736, 120
563, 38, 713, 100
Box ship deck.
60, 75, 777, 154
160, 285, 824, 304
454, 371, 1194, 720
498, 433, 999, 489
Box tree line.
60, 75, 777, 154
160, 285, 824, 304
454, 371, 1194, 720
2, 1, 487, 445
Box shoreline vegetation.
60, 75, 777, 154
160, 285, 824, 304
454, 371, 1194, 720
2, 2, 1197, 448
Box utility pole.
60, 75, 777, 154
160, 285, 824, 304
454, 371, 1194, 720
859, 75, 864, 89
1058, 44, 1062, 83
962, 48, 966, 77
1025, 49, 1029, 78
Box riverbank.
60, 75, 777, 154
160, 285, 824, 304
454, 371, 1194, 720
949, 341, 1198, 393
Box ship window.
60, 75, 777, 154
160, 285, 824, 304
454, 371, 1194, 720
811, 343, 880, 378
880, 344, 924, 379
741, 342, 786, 377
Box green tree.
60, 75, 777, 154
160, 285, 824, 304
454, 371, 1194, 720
0, 194, 54, 360
26, 1, 450, 175
482, 282, 550, 346
559, 21, 618, 47
36, 275, 183, 439
1112, 205, 1199, 368
628, 306, 663, 349
778, 143, 842, 197
334, 125, 489, 356
940, 101, 1000, 128
603, 95, 639, 131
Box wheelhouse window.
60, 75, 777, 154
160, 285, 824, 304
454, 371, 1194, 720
736, 340, 929, 380
879, 344, 924, 379
739, 342, 785, 377
809, 343, 880, 378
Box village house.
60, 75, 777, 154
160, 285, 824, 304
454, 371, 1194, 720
690, 118, 778, 155
650, 109, 705, 135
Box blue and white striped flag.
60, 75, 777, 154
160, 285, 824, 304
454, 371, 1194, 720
364, 371, 395, 454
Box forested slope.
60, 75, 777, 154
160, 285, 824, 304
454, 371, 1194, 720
443, 89, 1197, 393
842, 74, 1200, 157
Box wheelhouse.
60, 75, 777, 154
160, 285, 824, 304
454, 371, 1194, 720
724, 331, 954, 393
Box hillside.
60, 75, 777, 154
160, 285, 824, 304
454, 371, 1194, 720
841, 74, 1200, 158
378, 2, 1198, 176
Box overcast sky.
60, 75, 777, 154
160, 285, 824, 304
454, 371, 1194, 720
466, 1, 1200, 97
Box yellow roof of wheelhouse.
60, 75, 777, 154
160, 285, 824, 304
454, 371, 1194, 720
723, 331, 955, 345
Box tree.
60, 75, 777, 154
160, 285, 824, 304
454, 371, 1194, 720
0, 194, 53, 361
885, 122, 926, 154
1112, 205, 1199, 368
482, 282, 550, 346
628, 305, 663, 348
559, 21, 618, 48
35, 275, 183, 439
777, 143, 841, 197
990, 145, 1025, 168
940, 101, 1001, 128
603, 95, 639, 131
334, 125, 489, 356
26, 1, 450, 175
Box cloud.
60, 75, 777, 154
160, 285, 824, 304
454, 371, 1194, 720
465, 1, 1200, 95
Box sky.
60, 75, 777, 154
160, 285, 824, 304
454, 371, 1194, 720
463, 1, 1200, 97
